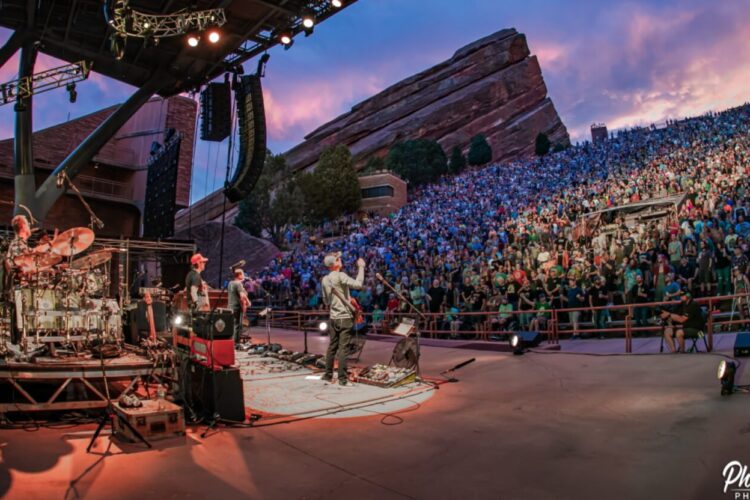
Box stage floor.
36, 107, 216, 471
0, 328, 748, 500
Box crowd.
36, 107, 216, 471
245, 104, 750, 337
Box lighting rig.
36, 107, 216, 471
104, 0, 227, 55
0, 60, 91, 107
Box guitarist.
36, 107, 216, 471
186, 253, 210, 312
321, 251, 365, 386
228, 267, 251, 344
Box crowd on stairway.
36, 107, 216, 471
245, 104, 750, 335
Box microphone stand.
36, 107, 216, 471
375, 273, 427, 379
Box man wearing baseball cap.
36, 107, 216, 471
186, 253, 209, 311
660, 289, 705, 353
321, 251, 366, 385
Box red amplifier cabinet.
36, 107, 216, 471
190, 336, 235, 369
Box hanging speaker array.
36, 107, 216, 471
224, 75, 267, 203
199, 82, 232, 142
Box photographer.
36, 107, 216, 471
660, 290, 705, 353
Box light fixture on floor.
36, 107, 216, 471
510, 331, 542, 355
718, 359, 738, 396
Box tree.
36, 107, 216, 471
385, 139, 448, 186
535, 132, 551, 156
298, 145, 361, 224
361, 155, 386, 175
448, 146, 467, 174
552, 143, 566, 153
467, 134, 492, 166
233, 152, 283, 238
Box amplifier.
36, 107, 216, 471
173, 325, 192, 353
186, 364, 245, 422
113, 399, 185, 442
192, 309, 234, 340
190, 336, 235, 369
734, 332, 750, 357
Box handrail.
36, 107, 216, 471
258, 292, 750, 353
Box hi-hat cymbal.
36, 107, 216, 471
70, 249, 112, 270
13, 251, 62, 273
50, 227, 95, 257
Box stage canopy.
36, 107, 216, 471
0, 0, 356, 96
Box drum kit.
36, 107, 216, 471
8, 226, 122, 351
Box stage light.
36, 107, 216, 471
318, 321, 328, 332
279, 32, 293, 45
66, 83, 77, 103
510, 331, 542, 355
302, 13, 315, 29
172, 314, 185, 326
332, 0, 343, 7
142, 21, 150, 29
187, 34, 200, 47
207, 30, 220, 44
718, 359, 738, 396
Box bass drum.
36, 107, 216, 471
14, 288, 60, 331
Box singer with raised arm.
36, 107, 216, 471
321, 251, 365, 386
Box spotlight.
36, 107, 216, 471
718, 359, 738, 396
66, 83, 77, 104
172, 314, 185, 326
318, 321, 328, 332
302, 13, 315, 29
509, 331, 542, 355
142, 21, 150, 29
187, 34, 200, 47
332, 0, 343, 7
207, 30, 220, 44
279, 32, 293, 45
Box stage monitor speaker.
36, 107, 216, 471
200, 82, 232, 142
192, 309, 235, 340
734, 332, 750, 357
187, 364, 245, 422
224, 75, 267, 202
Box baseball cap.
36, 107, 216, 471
323, 251, 341, 268
190, 253, 209, 266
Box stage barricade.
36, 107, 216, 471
258, 292, 750, 353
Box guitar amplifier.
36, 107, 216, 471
190, 336, 235, 369
734, 332, 750, 357
192, 309, 234, 340
186, 364, 245, 422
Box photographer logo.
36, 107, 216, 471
724, 461, 750, 498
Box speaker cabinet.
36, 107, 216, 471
187, 364, 245, 422
224, 75, 267, 202
200, 82, 232, 142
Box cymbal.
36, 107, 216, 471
50, 227, 94, 257
70, 249, 112, 270
13, 251, 62, 273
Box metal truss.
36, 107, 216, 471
0, 60, 91, 106
108, 1, 227, 40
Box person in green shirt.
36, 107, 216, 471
530, 294, 551, 332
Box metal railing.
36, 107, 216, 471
256, 292, 750, 353
75, 174, 133, 200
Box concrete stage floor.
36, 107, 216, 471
0, 329, 749, 500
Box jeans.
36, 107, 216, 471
325, 317, 354, 379
716, 266, 731, 296
593, 309, 608, 331
232, 308, 243, 344
634, 306, 650, 326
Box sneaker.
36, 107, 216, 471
321, 374, 333, 382
570, 335, 580, 340
338, 379, 348, 386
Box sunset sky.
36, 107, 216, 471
1, 0, 749, 201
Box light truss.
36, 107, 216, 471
107, 1, 227, 40
0, 60, 91, 106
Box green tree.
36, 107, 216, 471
535, 132, 551, 156
233, 152, 283, 238
448, 146, 467, 174
467, 134, 492, 166
552, 143, 566, 153
385, 139, 447, 186
299, 145, 361, 224
361, 155, 386, 175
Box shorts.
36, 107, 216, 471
683, 327, 703, 337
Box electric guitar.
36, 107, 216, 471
331, 288, 365, 326
143, 291, 157, 342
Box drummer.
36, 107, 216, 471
8, 215, 31, 262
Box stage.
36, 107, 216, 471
0, 329, 748, 499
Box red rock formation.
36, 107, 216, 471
284, 28, 569, 171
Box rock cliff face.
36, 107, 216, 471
284, 28, 569, 171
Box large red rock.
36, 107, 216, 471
285, 28, 569, 171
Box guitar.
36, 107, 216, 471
143, 291, 157, 342
331, 288, 365, 327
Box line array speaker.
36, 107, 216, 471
200, 82, 232, 142
224, 75, 267, 203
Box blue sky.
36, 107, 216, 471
1, 0, 749, 202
